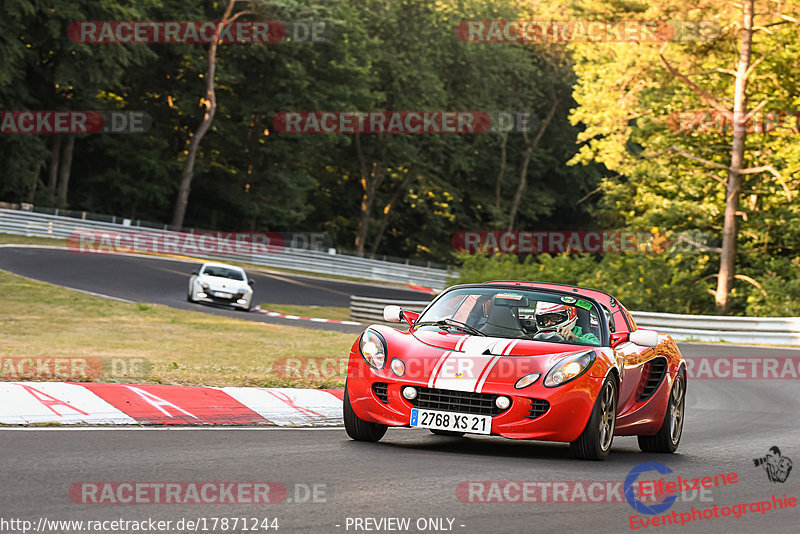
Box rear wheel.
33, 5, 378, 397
343, 381, 387, 442
430, 429, 465, 437
570, 377, 617, 461
638, 375, 685, 453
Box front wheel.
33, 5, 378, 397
343, 381, 387, 442
638, 375, 685, 453
570, 377, 617, 461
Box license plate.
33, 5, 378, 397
213, 291, 232, 298
410, 408, 491, 435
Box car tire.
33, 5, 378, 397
343, 381, 387, 442
570, 376, 617, 461
638, 375, 685, 453
429, 430, 465, 437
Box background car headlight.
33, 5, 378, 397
359, 330, 387, 369
514, 373, 541, 389
544, 351, 596, 387
201, 282, 209, 289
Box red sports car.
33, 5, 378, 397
343, 282, 687, 460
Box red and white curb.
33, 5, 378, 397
255, 307, 362, 326
0, 382, 344, 426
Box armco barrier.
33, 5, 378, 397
350, 296, 430, 325
349, 296, 800, 346
0, 208, 451, 289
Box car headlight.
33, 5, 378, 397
514, 373, 541, 389
359, 330, 387, 369
544, 351, 596, 387
200, 282, 209, 289
390, 358, 405, 377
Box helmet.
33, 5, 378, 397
535, 301, 577, 332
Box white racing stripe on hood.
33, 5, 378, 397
431, 337, 518, 392
474, 339, 520, 393
427, 352, 452, 388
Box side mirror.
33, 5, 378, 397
402, 311, 420, 326
383, 305, 403, 322
247, 279, 255, 287
610, 331, 628, 348
192, 270, 198, 275
629, 329, 660, 347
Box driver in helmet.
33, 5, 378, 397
534, 302, 599, 345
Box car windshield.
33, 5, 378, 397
202, 266, 245, 281
415, 287, 603, 346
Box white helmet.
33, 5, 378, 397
535, 301, 578, 332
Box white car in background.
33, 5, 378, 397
187, 262, 255, 311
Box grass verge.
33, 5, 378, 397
0, 233, 68, 247
0, 270, 354, 388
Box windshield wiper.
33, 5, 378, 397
414, 319, 487, 336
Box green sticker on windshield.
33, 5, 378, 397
560, 296, 576, 304
575, 299, 592, 310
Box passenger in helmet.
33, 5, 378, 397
534, 301, 599, 345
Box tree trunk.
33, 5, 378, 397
507, 96, 560, 231
368, 168, 415, 255
47, 136, 61, 197
494, 132, 509, 209
715, 0, 753, 314
354, 162, 385, 257
507, 144, 535, 232
171, 0, 240, 229
353, 133, 386, 256
26, 162, 41, 203
57, 134, 75, 205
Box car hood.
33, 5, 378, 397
409, 329, 584, 357
200, 276, 248, 291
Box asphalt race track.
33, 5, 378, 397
0, 246, 429, 332
2, 365, 799, 533
1, 245, 799, 532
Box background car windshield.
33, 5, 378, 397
202, 266, 244, 281
417, 287, 603, 346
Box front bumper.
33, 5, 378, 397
197, 289, 251, 307
347, 370, 605, 443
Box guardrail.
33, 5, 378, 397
349, 296, 800, 346
350, 296, 430, 324
0, 208, 451, 289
